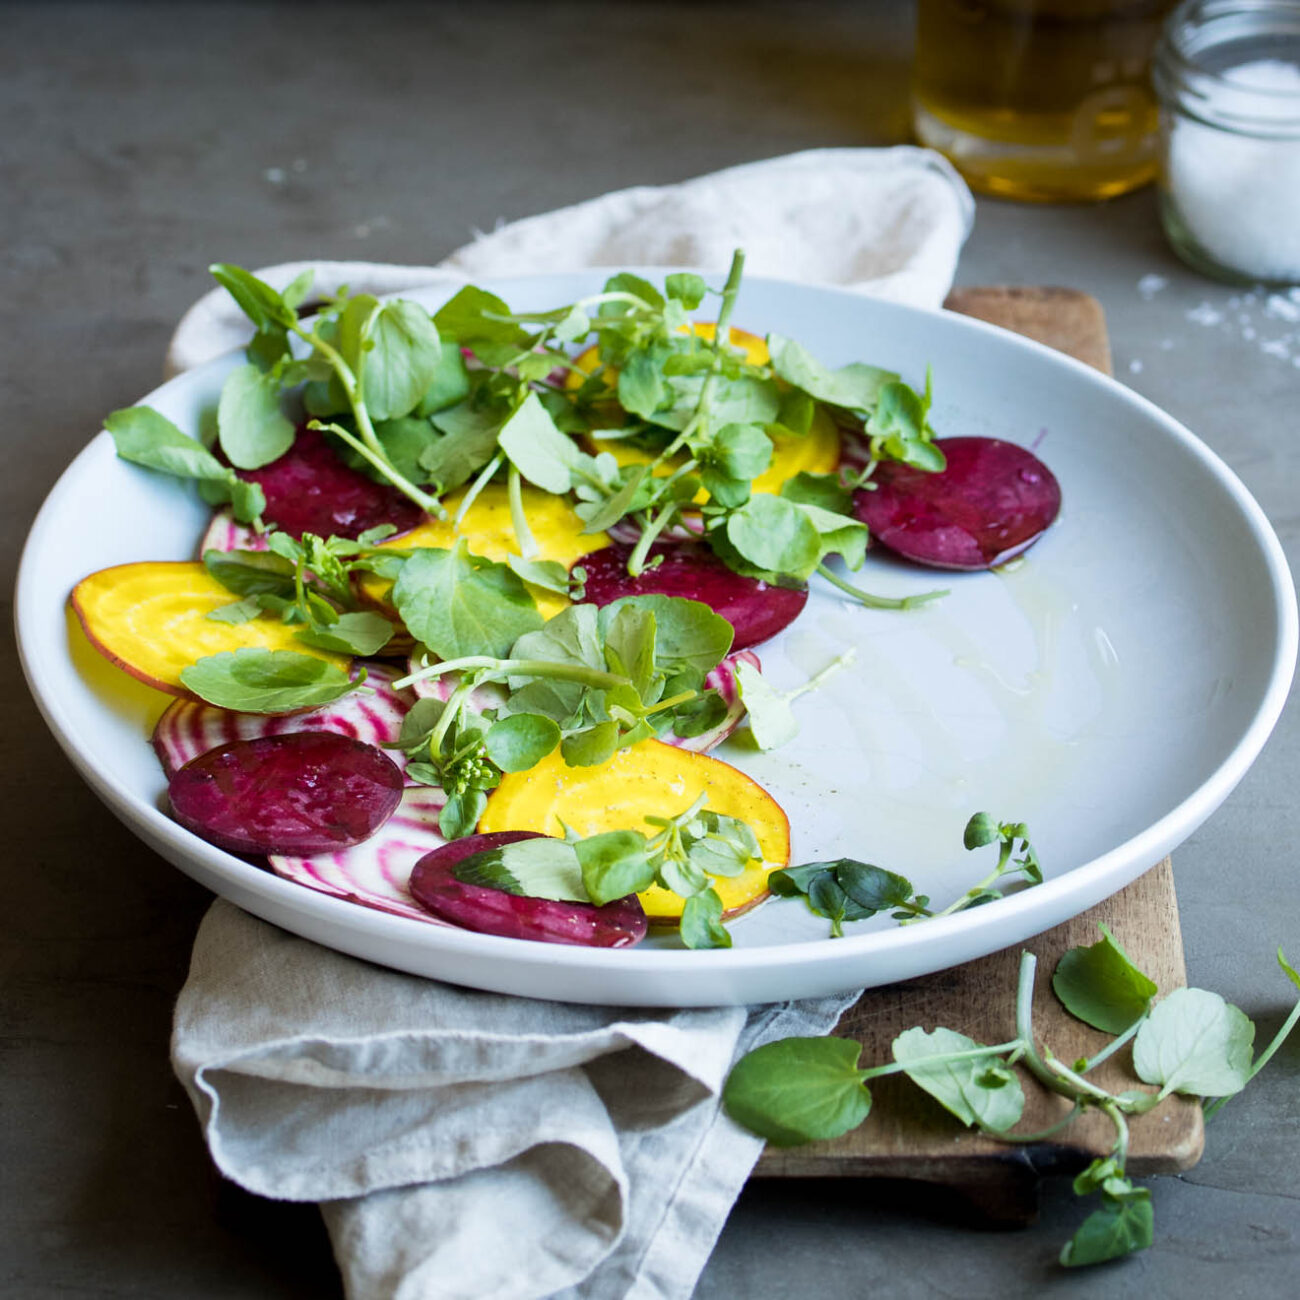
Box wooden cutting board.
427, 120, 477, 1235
754, 288, 1202, 1222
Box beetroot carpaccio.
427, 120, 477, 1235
409, 833, 649, 947
577, 540, 808, 651
168, 731, 404, 856
235, 426, 424, 541
854, 437, 1061, 571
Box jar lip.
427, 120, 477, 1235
1156, 0, 1300, 132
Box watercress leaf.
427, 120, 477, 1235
552, 304, 591, 344
396, 695, 448, 753
353, 416, 443, 485
892, 1026, 1025, 1133
711, 422, 773, 480
836, 861, 916, 913
498, 392, 585, 494
796, 500, 869, 570
1132, 987, 1255, 1098
209, 263, 296, 330
602, 602, 657, 698
202, 548, 296, 599
280, 268, 315, 311
618, 350, 667, 420
734, 659, 798, 750
422, 402, 504, 492
1059, 1187, 1153, 1268
600, 594, 733, 676
433, 285, 530, 345
503, 604, 605, 721
779, 471, 851, 515
560, 720, 620, 768
680, 888, 731, 950
775, 388, 815, 436
226, 477, 268, 526
808, 873, 850, 937
1053, 923, 1158, 1034
506, 555, 572, 596
767, 334, 896, 412
438, 788, 487, 841
723, 1036, 872, 1146
416, 337, 472, 415
867, 379, 946, 471
454, 836, 589, 901
768, 865, 825, 896
662, 272, 705, 309
206, 598, 263, 625
179, 648, 358, 714
484, 713, 561, 772
686, 836, 750, 879
217, 363, 296, 470
578, 463, 652, 535
726, 494, 822, 580
105, 405, 230, 481
295, 611, 394, 656
667, 690, 728, 740
602, 271, 664, 311
963, 813, 1001, 849
657, 850, 709, 900
361, 300, 444, 421
575, 830, 655, 904
393, 541, 543, 659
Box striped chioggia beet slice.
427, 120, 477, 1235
853, 437, 1062, 571
577, 540, 807, 651
152, 663, 415, 778
663, 650, 759, 753
168, 732, 404, 857
409, 833, 648, 947
198, 509, 266, 555
269, 785, 452, 923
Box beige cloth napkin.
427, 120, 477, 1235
169, 147, 974, 1300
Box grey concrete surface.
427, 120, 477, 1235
3, 2, 1298, 1296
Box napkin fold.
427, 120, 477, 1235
169, 146, 973, 1300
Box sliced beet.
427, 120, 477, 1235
578, 541, 807, 651
198, 509, 266, 555
153, 663, 414, 778
235, 426, 424, 541
270, 785, 451, 922
854, 437, 1061, 571
410, 833, 648, 948
169, 731, 403, 856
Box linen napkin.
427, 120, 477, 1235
169, 146, 974, 1300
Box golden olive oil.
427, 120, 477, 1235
913, 0, 1174, 201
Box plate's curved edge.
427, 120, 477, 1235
16, 270, 1298, 1005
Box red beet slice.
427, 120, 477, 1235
235, 426, 424, 541
169, 731, 403, 856
578, 541, 807, 651
410, 833, 648, 948
153, 663, 414, 779
854, 437, 1061, 571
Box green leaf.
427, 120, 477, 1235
216, 364, 296, 470
206, 598, 263, 625
734, 659, 797, 751
561, 720, 621, 767
665, 272, 707, 309
295, 611, 394, 656
723, 1036, 872, 1146
618, 351, 667, 420
105, 405, 230, 481
202, 548, 297, 601
415, 337, 472, 415
575, 830, 655, 904
767, 334, 895, 412
962, 812, 1000, 850
891, 1026, 1024, 1132
599, 594, 732, 677
392, 541, 543, 659
836, 862, 917, 913
506, 556, 572, 597
280, 268, 315, 311
504, 604, 606, 722
438, 787, 488, 841
209, 263, 296, 330
433, 285, 530, 345
362, 300, 444, 421
867, 378, 946, 472
484, 713, 561, 772
423, 402, 504, 492
602, 271, 663, 310
725, 494, 822, 580
1132, 988, 1255, 1099
1053, 924, 1158, 1035
680, 888, 731, 949
1059, 1187, 1153, 1267
179, 648, 358, 714
226, 478, 268, 525
779, 471, 851, 515
454, 836, 589, 902
498, 392, 587, 494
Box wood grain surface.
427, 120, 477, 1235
754, 288, 1202, 1220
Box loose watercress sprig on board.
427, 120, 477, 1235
723, 931, 1300, 1268
444, 794, 764, 949
769, 813, 1042, 937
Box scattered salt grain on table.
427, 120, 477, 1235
1165, 59, 1300, 283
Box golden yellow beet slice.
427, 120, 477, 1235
70, 561, 347, 697
478, 739, 790, 923
569, 324, 840, 494
360, 483, 608, 621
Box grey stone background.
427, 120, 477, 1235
3, 2, 1298, 1295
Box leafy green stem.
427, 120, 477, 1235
310, 419, 444, 519
395, 657, 629, 693
816, 563, 948, 611
1016, 952, 1085, 1102
455, 451, 505, 527
627, 499, 681, 576
507, 463, 539, 559
1079, 1016, 1146, 1075
857, 1039, 1024, 1083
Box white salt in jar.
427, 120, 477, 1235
1154, 0, 1300, 284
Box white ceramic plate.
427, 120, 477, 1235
16, 272, 1297, 1005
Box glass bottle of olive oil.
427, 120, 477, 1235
913, 0, 1175, 201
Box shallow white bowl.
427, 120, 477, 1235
16, 272, 1297, 1005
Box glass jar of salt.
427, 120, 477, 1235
1154, 0, 1300, 284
